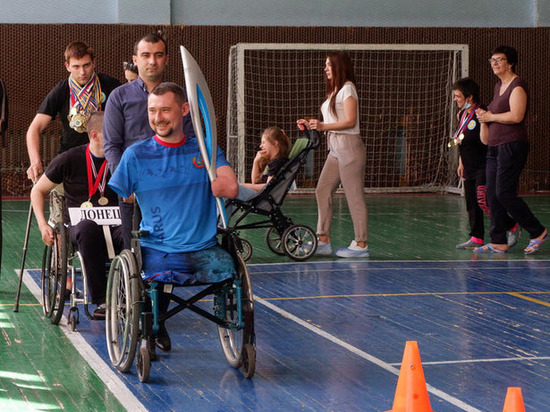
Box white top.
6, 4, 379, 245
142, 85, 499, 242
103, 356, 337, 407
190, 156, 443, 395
320, 81, 360, 135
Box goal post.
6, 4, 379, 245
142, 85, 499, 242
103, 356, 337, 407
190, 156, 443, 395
227, 43, 469, 193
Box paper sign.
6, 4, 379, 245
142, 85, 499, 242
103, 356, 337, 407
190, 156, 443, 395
68, 207, 121, 226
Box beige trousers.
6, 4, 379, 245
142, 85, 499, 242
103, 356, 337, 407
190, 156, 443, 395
315, 132, 368, 242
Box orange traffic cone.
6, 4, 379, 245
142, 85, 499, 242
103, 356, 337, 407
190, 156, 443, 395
386, 341, 435, 412
502, 387, 525, 412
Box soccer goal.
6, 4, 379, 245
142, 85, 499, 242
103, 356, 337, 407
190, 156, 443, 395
226, 43, 468, 194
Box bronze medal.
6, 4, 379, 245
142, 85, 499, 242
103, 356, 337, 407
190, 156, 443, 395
98, 196, 109, 206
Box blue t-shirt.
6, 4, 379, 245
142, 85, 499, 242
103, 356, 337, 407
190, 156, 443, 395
108, 135, 229, 253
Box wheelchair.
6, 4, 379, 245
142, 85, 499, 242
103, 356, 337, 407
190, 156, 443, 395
41, 190, 117, 330
227, 128, 320, 262
105, 228, 256, 383
41, 218, 70, 325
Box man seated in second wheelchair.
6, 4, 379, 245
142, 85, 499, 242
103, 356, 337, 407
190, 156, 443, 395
108, 82, 239, 352
31, 111, 124, 319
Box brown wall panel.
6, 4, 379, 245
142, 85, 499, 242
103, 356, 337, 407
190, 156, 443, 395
1, 25, 548, 196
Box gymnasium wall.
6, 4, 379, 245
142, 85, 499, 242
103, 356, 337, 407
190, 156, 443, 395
1, 0, 549, 26
0, 25, 548, 196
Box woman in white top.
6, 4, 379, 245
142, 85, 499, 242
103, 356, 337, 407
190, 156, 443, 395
297, 51, 369, 258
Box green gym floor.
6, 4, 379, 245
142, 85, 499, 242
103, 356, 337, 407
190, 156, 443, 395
1, 194, 548, 410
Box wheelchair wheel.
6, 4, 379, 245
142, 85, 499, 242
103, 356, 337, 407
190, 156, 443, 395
218, 254, 255, 377
41, 246, 54, 317
105, 250, 140, 373
137, 343, 151, 383
265, 226, 286, 256
41, 223, 68, 325
241, 343, 256, 378
237, 238, 252, 261
68, 307, 79, 332
282, 224, 318, 261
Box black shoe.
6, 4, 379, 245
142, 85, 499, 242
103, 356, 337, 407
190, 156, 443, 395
155, 324, 171, 352
92, 303, 106, 320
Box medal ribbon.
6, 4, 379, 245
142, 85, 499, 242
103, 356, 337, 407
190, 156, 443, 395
86, 144, 108, 201
452, 103, 480, 140
69, 73, 102, 113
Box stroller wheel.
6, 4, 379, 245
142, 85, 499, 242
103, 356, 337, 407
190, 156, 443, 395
282, 225, 318, 261
265, 226, 286, 256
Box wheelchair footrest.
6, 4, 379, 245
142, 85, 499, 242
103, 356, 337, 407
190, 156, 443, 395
213, 280, 245, 330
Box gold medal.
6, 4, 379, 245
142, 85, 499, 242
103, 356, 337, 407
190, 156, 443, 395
448, 133, 465, 148
68, 111, 89, 133
98, 196, 109, 206
81, 200, 93, 208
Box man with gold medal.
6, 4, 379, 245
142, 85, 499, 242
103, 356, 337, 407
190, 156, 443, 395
30, 112, 123, 320
26, 41, 121, 182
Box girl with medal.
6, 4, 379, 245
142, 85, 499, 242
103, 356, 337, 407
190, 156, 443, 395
451, 78, 490, 250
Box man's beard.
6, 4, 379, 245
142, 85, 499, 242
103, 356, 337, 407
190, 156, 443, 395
154, 124, 174, 138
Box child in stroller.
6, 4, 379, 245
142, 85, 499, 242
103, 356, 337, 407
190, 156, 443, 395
226, 126, 320, 261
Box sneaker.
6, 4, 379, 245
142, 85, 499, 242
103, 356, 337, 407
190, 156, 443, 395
92, 303, 106, 320
315, 241, 333, 256
335, 241, 370, 258
507, 224, 521, 248
456, 239, 483, 250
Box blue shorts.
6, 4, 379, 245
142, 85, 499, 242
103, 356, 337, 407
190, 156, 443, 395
141, 244, 236, 285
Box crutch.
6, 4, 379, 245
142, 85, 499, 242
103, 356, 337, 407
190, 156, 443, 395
13, 196, 34, 312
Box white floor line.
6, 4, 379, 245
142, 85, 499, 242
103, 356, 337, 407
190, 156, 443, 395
255, 296, 482, 412
248, 258, 550, 268
19, 269, 147, 412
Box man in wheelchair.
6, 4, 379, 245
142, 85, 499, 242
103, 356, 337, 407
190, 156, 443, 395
108, 82, 239, 351
31, 111, 124, 319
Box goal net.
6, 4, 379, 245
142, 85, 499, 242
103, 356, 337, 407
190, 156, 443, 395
226, 43, 468, 193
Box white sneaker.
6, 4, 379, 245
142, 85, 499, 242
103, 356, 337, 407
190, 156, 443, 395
335, 240, 370, 258
316, 241, 333, 256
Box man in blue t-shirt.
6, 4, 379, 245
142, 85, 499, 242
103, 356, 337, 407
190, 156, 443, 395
109, 82, 238, 351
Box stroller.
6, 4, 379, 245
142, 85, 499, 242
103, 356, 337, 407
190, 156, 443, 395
226, 128, 320, 261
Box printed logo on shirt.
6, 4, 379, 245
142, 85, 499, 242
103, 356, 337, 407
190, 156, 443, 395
467, 120, 476, 130
151, 206, 165, 242
192, 156, 205, 168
